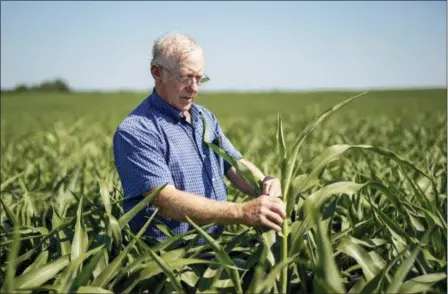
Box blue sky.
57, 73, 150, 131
1, 1, 446, 91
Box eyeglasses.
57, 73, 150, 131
159, 65, 210, 86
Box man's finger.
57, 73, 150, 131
262, 182, 271, 195
261, 216, 282, 231
269, 199, 286, 219
265, 209, 284, 226
271, 186, 282, 198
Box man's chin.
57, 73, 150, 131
179, 98, 194, 109
180, 96, 194, 103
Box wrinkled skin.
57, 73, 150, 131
151, 49, 205, 116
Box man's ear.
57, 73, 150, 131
151, 65, 161, 81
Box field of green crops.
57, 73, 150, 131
1, 88, 447, 293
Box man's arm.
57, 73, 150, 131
114, 125, 285, 232
225, 158, 282, 198
207, 113, 271, 197
148, 184, 286, 231
225, 158, 264, 197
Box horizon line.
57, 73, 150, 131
2, 86, 446, 95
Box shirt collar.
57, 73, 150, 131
148, 88, 202, 122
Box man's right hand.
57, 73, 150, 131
240, 195, 287, 231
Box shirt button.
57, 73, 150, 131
212, 178, 216, 182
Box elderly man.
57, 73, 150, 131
113, 32, 286, 243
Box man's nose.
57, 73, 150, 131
189, 79, 200, 92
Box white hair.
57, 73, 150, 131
150, 32, 203, 71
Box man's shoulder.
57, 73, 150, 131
113, 114, 164, 152
114, 98, 160, 139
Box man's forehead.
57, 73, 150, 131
178, 64, 203, 74
177, 50, 204, 72
178, 61, 204, 75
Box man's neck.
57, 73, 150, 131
183, 111, 191, 123
153, 86, 192, 122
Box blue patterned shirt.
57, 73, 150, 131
113, 89, 243, 242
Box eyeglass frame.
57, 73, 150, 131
157, 65, 210, 86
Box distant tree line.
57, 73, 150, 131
2, 78, 72, 94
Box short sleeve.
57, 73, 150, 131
113, 127, 175, 198
212, 116, 244, 173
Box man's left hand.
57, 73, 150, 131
261, 176, 282, 198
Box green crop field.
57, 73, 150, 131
1, 88, 447, 293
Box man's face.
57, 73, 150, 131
158, 50, 205, 113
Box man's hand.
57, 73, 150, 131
240, 195, 286, 231
261, 176, 282, 198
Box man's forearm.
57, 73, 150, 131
225, 158, 266, 197
148, 185, 244, 225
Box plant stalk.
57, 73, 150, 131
280, 172, 290, 294
281, 216, 289, 294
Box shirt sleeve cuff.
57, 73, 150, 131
126, 178, 174, 199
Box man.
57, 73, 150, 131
113, 32, 286, 243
